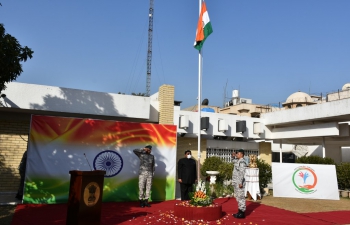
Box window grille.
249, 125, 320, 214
206, 148, 259, 163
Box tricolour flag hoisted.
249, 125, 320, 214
194, 0, 213, 51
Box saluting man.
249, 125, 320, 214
232, 149, 248, 219
133, 145, 155, 208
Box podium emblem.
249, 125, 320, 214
83, 182, 100, 207
93, 150, 123, 177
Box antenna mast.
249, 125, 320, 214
146, 0, 154, 97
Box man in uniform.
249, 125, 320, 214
177, 150, 197, 200
133, 145, 155, 207
232, 149, 247, 218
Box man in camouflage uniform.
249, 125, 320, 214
232, 149, 247, 218
133, 145, 155, 208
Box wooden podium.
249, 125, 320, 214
66, 170, 106, 225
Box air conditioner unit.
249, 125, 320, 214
236, 121, 246, 133
179, 115, 189, 129
201, 117, 209, 130
253, 122, 263, 134
218, 119, 228, 132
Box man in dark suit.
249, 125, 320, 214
177, 150, 197, 200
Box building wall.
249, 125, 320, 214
158, 85, 174, 125
261, 98, 350, 126
259, 142, 272, 164
327, 89, 350, 102
325, 145, 342, 163
283, 102, 314, 109
342, 147, 350, 162
219, 103, 278, 116
0, 120, 29, 192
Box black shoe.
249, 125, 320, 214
140, 199, 145, 208
232, 210, 240, 217
234, 210, 245, 219
144, 199, 151, 207
15, 194, 23, 200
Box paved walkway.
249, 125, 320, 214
0, 192, 21, 206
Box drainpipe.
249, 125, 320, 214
280, 139, 282, 163
322, 137, 326, 158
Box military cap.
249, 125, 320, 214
237, 149, 245, 155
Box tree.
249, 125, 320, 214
0, 23, 34, 92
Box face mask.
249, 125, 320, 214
187, 154, 192, 159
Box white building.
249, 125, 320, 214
1, 82, 350, 199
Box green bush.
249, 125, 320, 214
336, 163, 350, 190
211, 182, 234, 198
200, 156, 223, 177
296, 155, 335, 165
256, 158, 272, 193
218, 162, 233, 181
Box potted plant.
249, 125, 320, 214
189, 180, 213, 206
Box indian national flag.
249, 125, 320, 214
194, 0, 213, 51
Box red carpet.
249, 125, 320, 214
11, 198, 350, 225
302, 211, 350, 225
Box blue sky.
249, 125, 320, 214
1, 0, 349, 108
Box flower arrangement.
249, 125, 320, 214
189, 180, 213, 207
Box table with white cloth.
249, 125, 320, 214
244, 168, 261, 201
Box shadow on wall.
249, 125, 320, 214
0, 153, 19, 192
309, 146, 323, 157
29, 87, 124, 117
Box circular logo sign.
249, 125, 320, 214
292, 166, 318, 194
83, 182, 100, 207
93, 150, 123, 177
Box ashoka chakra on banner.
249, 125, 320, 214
93, 150, 123, 177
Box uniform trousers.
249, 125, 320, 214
139, 173, 153, 199
233, 183, 246, 212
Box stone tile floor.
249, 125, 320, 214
0, 192, 21, 206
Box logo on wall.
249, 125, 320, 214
83, 182, 100, 207
292, 166, 318, 194
93, 150, 123, 177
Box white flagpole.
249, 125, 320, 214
197, 0, 203, 181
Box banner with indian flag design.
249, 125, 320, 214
23, 115, 177, 204
194, 0, 213, 50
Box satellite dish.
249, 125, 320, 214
202, 98, 209, 105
